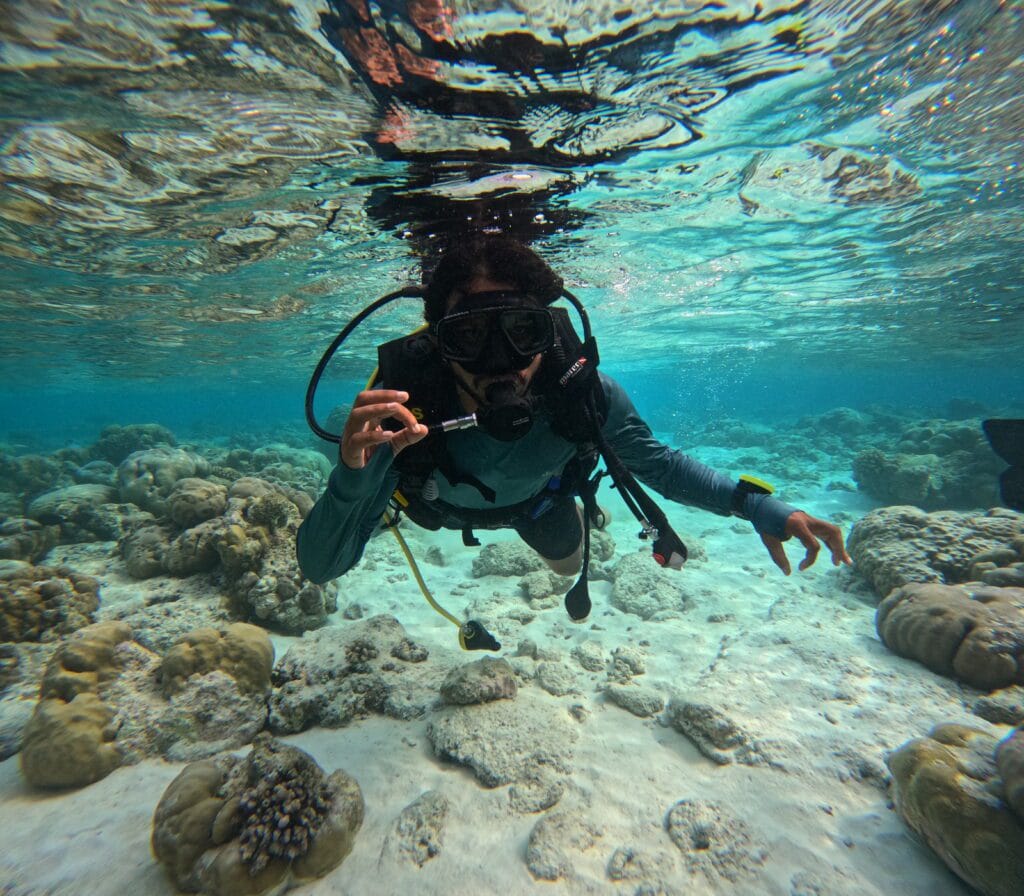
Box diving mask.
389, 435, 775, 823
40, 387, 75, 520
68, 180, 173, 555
434, 290, 555, 375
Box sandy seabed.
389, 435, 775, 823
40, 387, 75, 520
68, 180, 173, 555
0, 477, 980, 896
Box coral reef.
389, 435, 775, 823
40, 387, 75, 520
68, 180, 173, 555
852, 418, 1002, 509
159, 624, 274, 697
439, 657, 517, 705
997, 726, 1024, 820
237, 740, 334, 872
92, 423, 176, 465
118, 475, 335, 632
268, 615, 439, 734
117, 448, 211, 516
887, 723, 1024, 896
848, 506, 1024, 599
876, 583, 1024, 691
973, 686, 1024, 727
168, 478, 228, 528
0, 640, 53, 759
0, 517, 58, 562
19, 621, 274, 783
0, 451, 65, 507
426, 689, 578, 812
152, 735, 363, 896
20, 621, 131, 788
1, 429, 331, 640
610, 551, 690, 620
27, 484, 122, 541
0, 559, 100, 642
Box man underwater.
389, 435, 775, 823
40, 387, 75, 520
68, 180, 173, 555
297, 236, 852, 623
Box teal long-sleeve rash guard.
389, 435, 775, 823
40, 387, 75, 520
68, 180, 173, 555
296, 373, 797, 584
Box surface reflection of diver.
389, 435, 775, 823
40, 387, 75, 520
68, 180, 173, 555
983, 419, 1024, 511
305, 284, 693, 650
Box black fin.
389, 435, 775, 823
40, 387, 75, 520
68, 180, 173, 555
998, 467, 1024, 512
565, 579, 591, 622
982, 419, 1024, 510
983, 419, 1024, 466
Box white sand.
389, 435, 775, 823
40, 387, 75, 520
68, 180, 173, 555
0, 474, 990, 895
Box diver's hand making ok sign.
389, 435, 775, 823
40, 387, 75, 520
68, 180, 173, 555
339, 389, 428, 469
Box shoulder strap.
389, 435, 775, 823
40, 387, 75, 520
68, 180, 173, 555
538, 307, 606, 443
376, 332, 497, 503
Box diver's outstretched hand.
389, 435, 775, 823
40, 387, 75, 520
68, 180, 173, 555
760, 511, 852, 575
340, 389, 428, 469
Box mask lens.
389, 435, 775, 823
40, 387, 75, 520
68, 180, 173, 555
437, 311, 492, 361
500, 309, 553, 355
436, 302, 554, 367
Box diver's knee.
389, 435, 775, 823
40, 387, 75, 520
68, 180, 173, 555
544, 547, 583, 577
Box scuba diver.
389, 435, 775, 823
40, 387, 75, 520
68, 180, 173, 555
297, 235, 851, 647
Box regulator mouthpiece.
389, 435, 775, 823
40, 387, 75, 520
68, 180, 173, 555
476, 381, 534, 441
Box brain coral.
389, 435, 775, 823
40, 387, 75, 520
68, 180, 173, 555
888, 723, 1024, 896
876, 583, 1024, 690
158, 623, 273, 698
152, 734, 364, 896
20, 621, 132, 788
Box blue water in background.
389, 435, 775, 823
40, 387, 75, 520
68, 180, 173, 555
1, 0, 1022, 447
4, 361, 1022, 455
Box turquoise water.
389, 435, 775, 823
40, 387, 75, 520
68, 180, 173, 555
2, 3, 1024, 896
1, 0, 1021, 440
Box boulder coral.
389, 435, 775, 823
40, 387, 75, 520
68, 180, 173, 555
92, 423, 176, 465
27, 483, 120, 541
439, 657, 517, 705
887, 723, 1024, 896
0, 451, 64, 504
0, 517, 58, 562
117, 447, 211, 516
159, 624, 274, 698
852, 418, 1001, 509
118, 475, 334, 633
20, 621, 132, 788
876, 583, 1024, 691
19, 691, 120, 789
168, 478, 228, 528
19, 621, 275, 784
848, 506, 1024, 600
997, 726, 1024, 820
0, 559, 100, 642
151, 734, 364, 896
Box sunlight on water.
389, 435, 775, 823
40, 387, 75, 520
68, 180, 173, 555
0, 0, 1020, 398
2, 7, 1024, 896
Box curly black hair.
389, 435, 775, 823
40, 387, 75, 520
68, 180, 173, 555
423, 235, 564, 323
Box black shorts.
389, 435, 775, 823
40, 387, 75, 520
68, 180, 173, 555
403, 493, 582, 561
513, 495, 582, 561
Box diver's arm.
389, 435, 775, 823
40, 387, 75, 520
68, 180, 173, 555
296, 449, 398, 583
297, 387, 428, 583
597, 374, 796, 538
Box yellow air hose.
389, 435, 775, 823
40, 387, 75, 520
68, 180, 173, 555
362, 357, 498, 651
